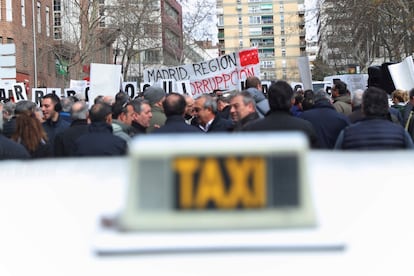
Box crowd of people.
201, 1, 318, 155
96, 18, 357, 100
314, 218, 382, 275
1, 75, 414, 160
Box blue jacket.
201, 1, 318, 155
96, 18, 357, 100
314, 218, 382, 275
300, 100, 350, 149
335, 117, 414, 150
42, 115, 70, 152
74, 122, 127, 156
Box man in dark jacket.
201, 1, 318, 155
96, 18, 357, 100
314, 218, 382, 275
194, 94, 233, 132
54, 101, 89, 157
243, 80, 319, 149
74, 103, 127, 156
229, 90, 260, 131
0, 104, 30, 159
300, 89, 350, 149
335, 87, 413, 150
153, 93, 202, 133
41, 94, 70, 154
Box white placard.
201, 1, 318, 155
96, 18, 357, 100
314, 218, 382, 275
388, 56, 414, 91
89, 63, 122, 105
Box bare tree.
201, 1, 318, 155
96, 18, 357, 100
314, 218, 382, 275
108, 0, 162, 80
52, 0, 118, 82
319, 0, 414, 73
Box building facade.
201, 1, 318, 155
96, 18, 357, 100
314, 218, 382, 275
217, 0, 306, 82
0, 0, 56, 91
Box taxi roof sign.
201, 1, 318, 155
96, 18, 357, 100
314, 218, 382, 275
119, 132, 316, 231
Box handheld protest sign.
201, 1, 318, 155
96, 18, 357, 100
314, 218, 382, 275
120, 132, 316, 231
123, 82, 137, 99
11, 83, 27, 102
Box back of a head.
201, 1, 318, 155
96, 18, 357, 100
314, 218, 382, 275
115, 91, 130, 104
352, 89, 364, 107
143, 86, 166, 106
3, 101, 15, 117
15, 100, 36, 115
89, 103, 112, 123
163, 93, 186, 117
71, 101, 88, 121
245, 76, 261, 89
61, 97, 74, 112
112, 101, 127, 119
362, 87, 389, 117
268, 80, 294, 112
313, 89, 330, 103
334, 80, 348, 95
408, 88, 414, 101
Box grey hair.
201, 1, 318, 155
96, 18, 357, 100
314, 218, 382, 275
235, 90, 257, 109
313, 88, 330, 103
71, 101, 89, 120
61, 97, 75, 112
3, 101, 15, 117
196, 94, 217, 113
131, 98, 150, 114
352, 89, 364, 107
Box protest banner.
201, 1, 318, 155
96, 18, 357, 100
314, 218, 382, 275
143, 48, 260, 96
388, 56, 414, 91
89, 63, 122, 106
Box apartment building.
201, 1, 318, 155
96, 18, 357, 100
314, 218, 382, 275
217, 0, 305, 82
0, 0, 56, 90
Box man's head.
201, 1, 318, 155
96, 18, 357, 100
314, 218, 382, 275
184, 95, 195, 118
245, 76, 262, 90
230, 91, 256, 122
332, 80, 348, 98
112, 101, 134, 126
143, 86, 166, 108
313, 89, 331, 104
163, 93, 186, 117
362, 87, 389, 117
89, 103, 112, 124
216, 93, 232, 112
2, 101, 15, 121
194, 94, 217, 125
131, 99, 152, 128
267, 80, 294, 112
41, 93, 62, 121
70, 101, 89, 121
351, 89, 364, 108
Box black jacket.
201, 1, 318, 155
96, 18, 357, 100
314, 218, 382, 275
0, 134, 30, 160
153, 115, 202, 133
243, 110, 319, 148
207, 116, 234, 132
54, 119, 89, 157
74, 122, 127, 157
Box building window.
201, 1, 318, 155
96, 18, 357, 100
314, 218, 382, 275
21, 0, 26, 26
54, 0, 62, 40
281, 48, 286, 57
7, 37, 14, 44
165, 2, 179, 23
249, 16, 260, 24
6, 0, 12, 21
218, 15, 224, 26
238, 17, 242, 24
46, 7, 50, 36
165, 29, 180, 49
37, 2, 41, 33
248, 6, 259, 13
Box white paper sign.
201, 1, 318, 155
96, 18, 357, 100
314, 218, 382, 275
388, 56, 414, 91
89, 63, 122, 105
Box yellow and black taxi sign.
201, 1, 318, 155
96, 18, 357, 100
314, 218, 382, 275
120, 132, 315, 231
174, 156, 266, 210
